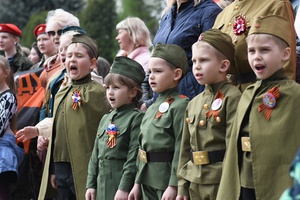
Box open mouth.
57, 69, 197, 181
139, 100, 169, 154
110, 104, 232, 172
70, 65, 78, 73
255, 64, 265, 71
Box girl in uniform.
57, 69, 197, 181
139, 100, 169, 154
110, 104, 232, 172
85, 56, 145, 200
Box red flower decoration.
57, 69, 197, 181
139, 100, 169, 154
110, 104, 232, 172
233, 15, 247, 35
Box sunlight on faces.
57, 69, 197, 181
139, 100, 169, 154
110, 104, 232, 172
192, 42, 229, 85
65, 43, 96, 81
148, 57, 181, 93
246, 34, 290, 80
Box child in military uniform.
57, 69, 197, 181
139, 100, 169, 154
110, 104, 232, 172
216, 15, 300, 200
37, 34, 109, 200
85, 56, 145, 200
128, 43, 189, 200
176, 29, 241, 200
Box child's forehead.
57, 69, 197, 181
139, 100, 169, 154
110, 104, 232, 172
67, 43, 87, 51
149, 57, 173, 68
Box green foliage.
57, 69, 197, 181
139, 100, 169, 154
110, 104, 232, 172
79, 0, 117, 64
21, 11, 49, 49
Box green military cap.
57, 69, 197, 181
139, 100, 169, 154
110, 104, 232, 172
198, 29, 235, 69
151, 43, 188, 76
248, 15, 291, 47
110, 56, 145, 85
70, 34, 99, 58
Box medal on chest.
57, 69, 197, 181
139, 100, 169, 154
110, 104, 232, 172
258, 86, 280, 120
206, 91, 224, 123
71, 89, 82, 110
232, 14, 250, 43
155, 96, 174, 119
106, 122, 119, 148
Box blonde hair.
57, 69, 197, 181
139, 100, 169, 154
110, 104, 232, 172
246, 34, 289, 50
46, 9, 80, 32
116, 17, 152, 48
192, 41, 227, 61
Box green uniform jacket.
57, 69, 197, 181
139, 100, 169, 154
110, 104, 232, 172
38, 75, 110, 200
135, 87, 189, 190
11, 52, 33, 72
213, 0, 296, 83
86, 103, 144, 200
177, 81, 241, 196
216, 69, 300, 200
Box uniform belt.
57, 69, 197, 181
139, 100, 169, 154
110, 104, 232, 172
236, 71, 256, 84
190, 149, 225, 165
241, 137, 251, 152
138, 149, 173, 163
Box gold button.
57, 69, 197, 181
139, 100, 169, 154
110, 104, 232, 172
199, 120, 205, 126
186, 118, 190, 123
247, 22, 250, 26
234, 5, 239, 10
228, 22, 232, 26
216, 116, 221, 123
203, 104, 209, 110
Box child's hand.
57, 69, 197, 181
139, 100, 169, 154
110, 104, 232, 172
50, 174, 57, 189
16, 126, 39, 142
176, 195, 189, 200
128, 183, 141, 200
85, 188, 96, 200
162, 186, 177, 200
114, 189, 128, 200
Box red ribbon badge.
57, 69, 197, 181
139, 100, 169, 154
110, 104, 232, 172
206, 91, 225, 120
71, 89, 81, 110
258, 86, 280, 120
233, 15, 248, 43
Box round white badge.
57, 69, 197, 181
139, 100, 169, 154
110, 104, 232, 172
211, 98, 223, 111
159, 102, 170, 113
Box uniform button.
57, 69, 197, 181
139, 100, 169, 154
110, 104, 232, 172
234, 5, 239, 10
186, 118, 190, 123
203, 104, 209, 110
247, 22, 250, 26
50, 94, 52, 98
199, 120, 205, 126
97, 133, 100, 137
216, 116, 221, 123
228, 22, 232, 26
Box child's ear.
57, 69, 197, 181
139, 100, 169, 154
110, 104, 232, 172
282, 47, 291, 61
90, 58, 97, 71
174, 68, 183, 81
129, 87, 138, 98
219, 59, 230, 73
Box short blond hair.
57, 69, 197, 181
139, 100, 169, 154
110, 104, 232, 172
246, 34, 288, 50
116, 17, 152, 48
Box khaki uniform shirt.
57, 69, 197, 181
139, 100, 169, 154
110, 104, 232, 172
213, 0, 296, 86
135, 87, 189, 190
177, 81, 241, 196
38, 74, 110, 200
86, 103, 144, 200
217, 69, 300, 200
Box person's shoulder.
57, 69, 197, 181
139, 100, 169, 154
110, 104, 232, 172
195, 0, 222, 10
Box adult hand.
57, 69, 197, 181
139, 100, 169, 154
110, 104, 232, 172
15, 126, 39, 142
114, 189, 128, 200
37, 136, 49, 151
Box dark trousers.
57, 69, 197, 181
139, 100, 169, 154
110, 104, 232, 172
240, 187, 256, 200
54, 162, 76, 200
0, 183, 12, 200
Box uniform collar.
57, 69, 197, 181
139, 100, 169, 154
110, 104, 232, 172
157, 87, 178, 100
71, 73, 92, 85
259, 68, 287, 86
205, 80, 228, 94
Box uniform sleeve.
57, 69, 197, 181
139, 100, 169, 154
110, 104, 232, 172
118, 112, 144, 191
86, 129, 100, 189
177, 107, 191, 196
225, 90, 241, 147
169, 98, 189, 186
0, 91, 17, 136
